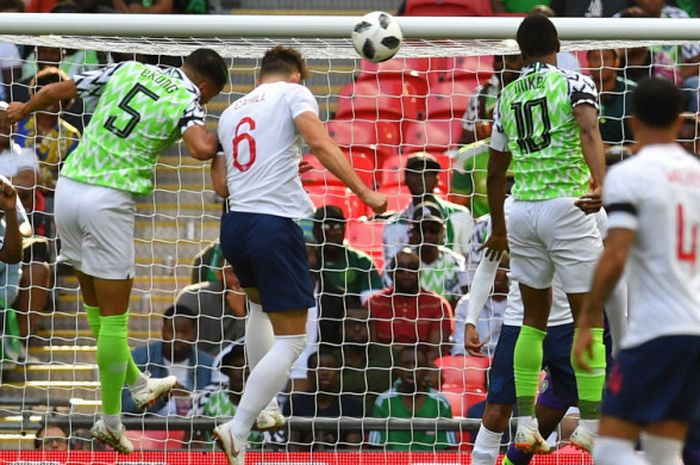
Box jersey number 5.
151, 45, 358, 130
511, 98, 552, 154
232, 117, 256, 172
104, 84, 160, 139
677, 204, 698, 269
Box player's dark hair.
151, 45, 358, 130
632, 78, 683, 128
516, 13, 559, 59
184, 48, 229, 89
260, 45, 309, 81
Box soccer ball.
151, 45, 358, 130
351, 11, 403, 63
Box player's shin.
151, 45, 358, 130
245, 301, 275, 369
97, 313, 131, 424
571, 327, 606, 425
513, 325, 546, 417
472, 424, 504, 465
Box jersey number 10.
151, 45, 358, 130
511, 98, 552, 154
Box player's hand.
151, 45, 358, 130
575, 186, 602, 215
465, 323, 486, 357
0, 178, 17, 212
361, 190, 388, 215
573, 327, 594, 372
6, 102, 27, 124
480, 233, 508, 261
298, 159, 313, 175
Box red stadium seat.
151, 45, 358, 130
358, 58, 430, 97
404, 0, 493, 16
326, 119, 401, 156
402, 119, 463, 154
300, 154, 344, 187
335, 80, 424, 122
346, 220, 385, 270
378, 154, 406, 188
306, 185, 367, 220
434, 355, 490, 392
377, 184, 412, 214
301, 152, 376, 189
425, 80, 478, 119
441, 384, 488, 417
429, 56, 494, 87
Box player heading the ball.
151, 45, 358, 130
210, 45, 387, 465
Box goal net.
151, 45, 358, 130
0, 14, 696, 463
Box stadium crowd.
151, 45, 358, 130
0, 0, 698, 461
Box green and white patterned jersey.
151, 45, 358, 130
491, 62, 599, 201
62, 61, 205, 195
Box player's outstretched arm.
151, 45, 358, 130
182, 125, 219, 161
0, 177, 22, 264
484, 147, 511, 260
210, 155, 229, 198
6, 80, 77, 124
574, 104, 606, 208
294, 111, 387, 214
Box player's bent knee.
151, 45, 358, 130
482, 403, 512, 432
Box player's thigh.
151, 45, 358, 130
507, 200, 554, 289
539, 198, 602, 293
486, 325, 520, 406
602, 336, 700, 426
541, 323, 578, 408
54, 177, 85, 271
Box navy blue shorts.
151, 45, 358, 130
602, 335, 700, 425
487, 324, 577, 407
220, 212, 315, 312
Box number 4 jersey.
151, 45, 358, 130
218, 81, 318, 219
62, 61, 205, 196
604, 144, 700, 349
490, 62, 599, 201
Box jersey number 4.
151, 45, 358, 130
104, 84, 160, 139
511, 98, 552, 154
232, 117, 256, 172
677, 204, 698, 269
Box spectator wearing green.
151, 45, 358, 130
312, 205, 382, 302
491, 0, 550, 13
368, 348, 456, 451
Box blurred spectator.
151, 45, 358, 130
605, 145, 633, 167
367, 248, 453, 361
407, 202, 468, 308
312, 206, 382, 302
550, 0, 632, 16
14, 67, 80, 195
0, 0, 23, 103
615, 1, 700, 111
176, 261, 246, 355
491, 0, 549, 14
34, 424, 68, 451
383, 153, 472, 263
172, 0, 209, 14
679, 113, 700, 157
340, 304, 396, 414
453, 255, 509, 357
284, 350, 364, 451
122, 304, 217, 415
112, 0, 173, 14
368, 347, 456, 451
587, 49, 637, 146
673, 0, 700, 16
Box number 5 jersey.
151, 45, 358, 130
63, 61, 205, 196
218, 81, 318, 219
490, 62, 599, 201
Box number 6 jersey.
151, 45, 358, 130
218, 81, 318, 219
604, 144, 700, 349
490, 62, 599, 201
62, 61, 205, 196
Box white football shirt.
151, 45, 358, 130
604, 143, 700, 349
218, 81, 318, 219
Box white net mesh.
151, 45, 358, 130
0, 31, 696, 462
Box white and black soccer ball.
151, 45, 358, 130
351, 11, 403, 63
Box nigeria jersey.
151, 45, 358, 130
491, 62, 599, 201
62, 61, 205, 195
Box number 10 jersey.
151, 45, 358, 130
490, 62, 599, 201
62, 61, 205, 196
218, 81, 318, 219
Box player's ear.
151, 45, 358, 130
555, 39, 561, 54
290, 72, 302, 84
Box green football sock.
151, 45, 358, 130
514, 325, 546, 418
87, 305, 142, 387
97, 313, 130, 416
572, 327, 606, 420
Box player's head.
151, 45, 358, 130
343, 299, 370, 344
630, 77, 684, 135
390, 247, 420, 294
516, 13, 560, 62
396, 347, 430, 394
219, 343, 247, 394
182, 48, 229, 104
162, 304, 197, 363
312, 205, 346, 246
636, 0, 664, 17
260, 45, 309, 84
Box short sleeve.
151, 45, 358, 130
286, 84, 319, 119
603, 165, 639, 231
567, 71, 599, 109
73, 62, 126, 99
489, 97, 508, 152
177, 98, 206, 135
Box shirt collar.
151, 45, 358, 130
521, 62, 558, 77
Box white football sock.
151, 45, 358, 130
593, 437, 649, 465
641, 432, 683, 465
230, 334, 306, 441
471, 423, 503, 465
245, 302, 275, 369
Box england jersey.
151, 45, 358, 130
218, 81, 318, 219
604, 143, 700, 349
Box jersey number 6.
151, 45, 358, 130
104, 84, 160, 139
232, 117, 256, 172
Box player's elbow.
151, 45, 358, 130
188, 141, 216, 161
